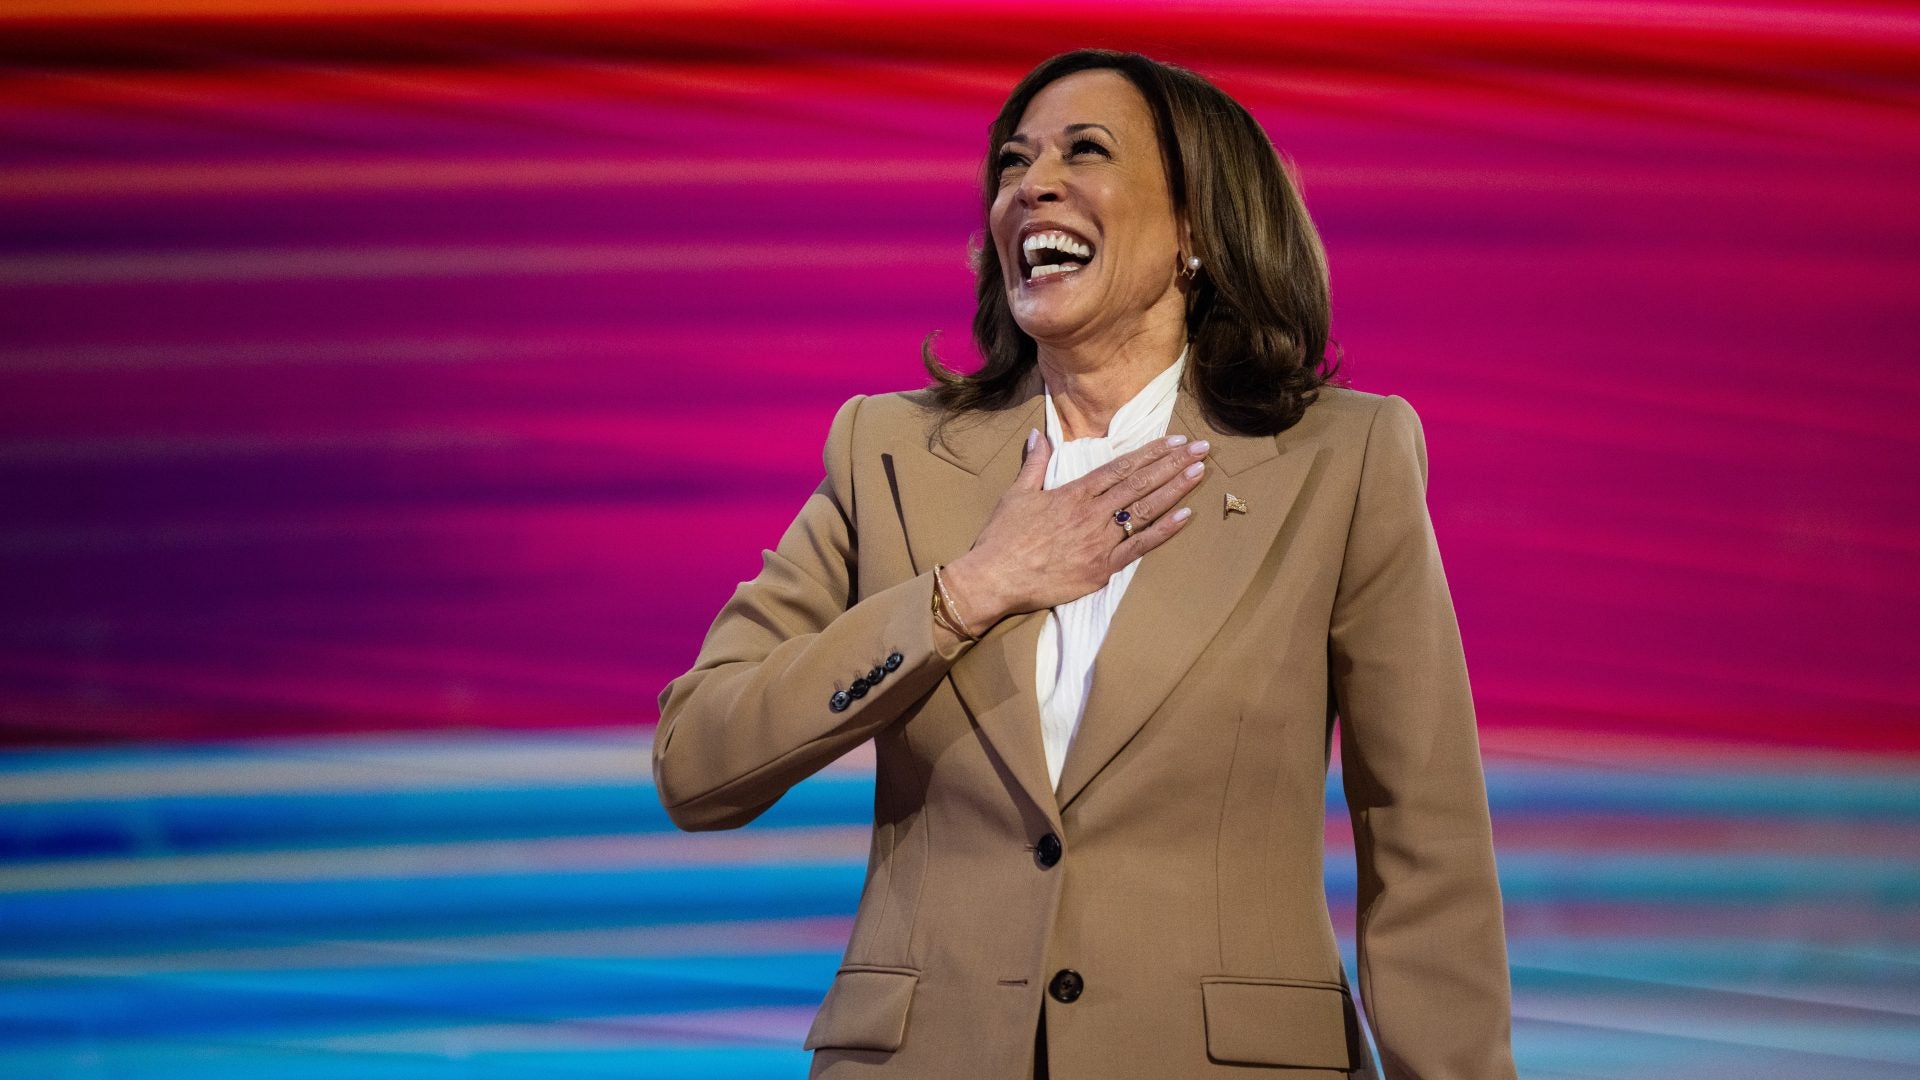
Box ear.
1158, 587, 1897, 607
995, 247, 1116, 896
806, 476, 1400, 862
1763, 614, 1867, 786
1174, 210, 1202, 290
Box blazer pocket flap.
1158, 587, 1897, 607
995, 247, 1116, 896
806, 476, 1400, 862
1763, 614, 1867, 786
1201, 977, 1358, 1069
803, 968, 920, 1052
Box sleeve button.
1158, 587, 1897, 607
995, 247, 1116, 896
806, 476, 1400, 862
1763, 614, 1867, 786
867, 666, 885, 683
848, 679, 870, 699
884, 652, 904, 671
829, 690, 852, 712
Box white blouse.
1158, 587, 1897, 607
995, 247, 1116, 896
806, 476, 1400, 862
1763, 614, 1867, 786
1035, 348, 1188, 791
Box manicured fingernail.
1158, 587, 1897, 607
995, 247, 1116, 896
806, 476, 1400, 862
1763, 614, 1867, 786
1184, 461, 1204, 478
1026, 428, 1039, 452
1188, 440, 1210, 455
1173, 507, 1192, 522
1166, 434, 1188, 446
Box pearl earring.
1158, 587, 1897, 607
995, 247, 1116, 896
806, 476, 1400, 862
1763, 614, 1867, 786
1186, 255, 1202, 272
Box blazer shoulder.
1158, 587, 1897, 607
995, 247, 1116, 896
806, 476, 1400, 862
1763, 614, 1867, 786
858, 386, 943, 426
1291, 383, 1402, 446
1309, 385, 1431, 495
1308, 383, 1392, 421
826, 385, 949, 450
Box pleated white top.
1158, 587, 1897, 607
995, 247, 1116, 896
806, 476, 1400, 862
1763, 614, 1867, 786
1035, 348, 1188, 791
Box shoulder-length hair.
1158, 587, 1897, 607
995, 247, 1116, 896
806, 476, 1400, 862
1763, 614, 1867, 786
923, 48, 1343, 438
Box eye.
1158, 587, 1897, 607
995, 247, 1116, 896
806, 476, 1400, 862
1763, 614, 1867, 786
996, 150, 1029, 172
1071, 139, 1110, 157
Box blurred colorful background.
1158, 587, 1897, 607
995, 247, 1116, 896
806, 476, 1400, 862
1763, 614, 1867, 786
2, 1, 1917, 1077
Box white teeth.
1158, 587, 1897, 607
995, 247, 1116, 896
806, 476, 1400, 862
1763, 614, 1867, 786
1019, 229, 1093, 283
1021, 231, 1094, 260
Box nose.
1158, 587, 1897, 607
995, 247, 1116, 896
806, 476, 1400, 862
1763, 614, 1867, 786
1015, 151, 1067, 207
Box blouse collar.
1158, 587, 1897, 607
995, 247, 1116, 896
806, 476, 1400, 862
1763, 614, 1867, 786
1042, 344, 1189, 450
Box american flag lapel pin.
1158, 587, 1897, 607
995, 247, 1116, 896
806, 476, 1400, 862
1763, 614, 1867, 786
1224, 493, 1248, 515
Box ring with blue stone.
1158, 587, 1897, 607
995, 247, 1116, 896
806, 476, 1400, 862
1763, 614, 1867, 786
1113, 509, 1136, 538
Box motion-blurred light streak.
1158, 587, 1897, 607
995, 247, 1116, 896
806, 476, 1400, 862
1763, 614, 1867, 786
1, 3, 1916, 1077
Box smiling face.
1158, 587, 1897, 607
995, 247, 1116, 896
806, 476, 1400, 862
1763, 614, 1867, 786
989, 68, 1188, 352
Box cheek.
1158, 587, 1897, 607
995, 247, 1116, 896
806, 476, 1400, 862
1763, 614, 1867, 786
1093, 188, 1159, 270
987, 200, 1018, 269
988, 190, 1017, 236
1110, 223, 1176, 283
1109, 237, 1160, 285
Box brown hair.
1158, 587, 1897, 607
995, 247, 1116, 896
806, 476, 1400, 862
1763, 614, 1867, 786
923, 48, 1343, 439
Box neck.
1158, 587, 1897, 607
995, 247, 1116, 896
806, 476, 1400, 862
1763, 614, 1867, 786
1038, 325, 1187, 442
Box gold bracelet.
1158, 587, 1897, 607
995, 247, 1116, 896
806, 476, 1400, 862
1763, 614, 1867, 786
931, 572, 972, 640
931, 564, 979, 641
932, 602, 971, 642
930, 575, 967, 640
935, 564, 979, 639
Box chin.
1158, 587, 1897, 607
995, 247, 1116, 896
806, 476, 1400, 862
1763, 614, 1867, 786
1009, 308, 1083, 346
1007, 282, 1096, 342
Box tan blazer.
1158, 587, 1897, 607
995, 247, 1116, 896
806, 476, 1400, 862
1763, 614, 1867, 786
654, 365, 1518, 1079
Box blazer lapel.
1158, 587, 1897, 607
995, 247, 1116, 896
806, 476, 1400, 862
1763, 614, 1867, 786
1052, 388, 1314, 812
895, 366, 1061, 829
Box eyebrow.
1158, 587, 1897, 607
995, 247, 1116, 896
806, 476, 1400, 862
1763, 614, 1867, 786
1004, 123, 1117, 146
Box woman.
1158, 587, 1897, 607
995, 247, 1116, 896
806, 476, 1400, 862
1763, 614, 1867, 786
654, 49, 1518, 1080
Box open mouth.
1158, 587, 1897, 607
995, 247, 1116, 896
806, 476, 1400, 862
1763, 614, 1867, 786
1019, 228, 1095, 283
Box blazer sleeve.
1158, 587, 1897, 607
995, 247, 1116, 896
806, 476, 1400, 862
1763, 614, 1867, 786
652, 394, 975, 831
1330, 394, 1519, 1080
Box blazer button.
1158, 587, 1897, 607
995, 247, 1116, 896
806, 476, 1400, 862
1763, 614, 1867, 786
848, 679, 870, 700
1035, 832, 1062, 868
884, 651, 903, 671
867, 666, 885, 683
1048, 969, 1084, 1003
829, 690, 851, 713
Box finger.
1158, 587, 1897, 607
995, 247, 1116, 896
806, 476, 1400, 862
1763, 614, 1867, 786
1096, 443, 1205, 516
1076, 434, 1189, 501
1015, 427, 1051, 491
1113, 455, 1207, 522
1110, 504, 1194, 568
